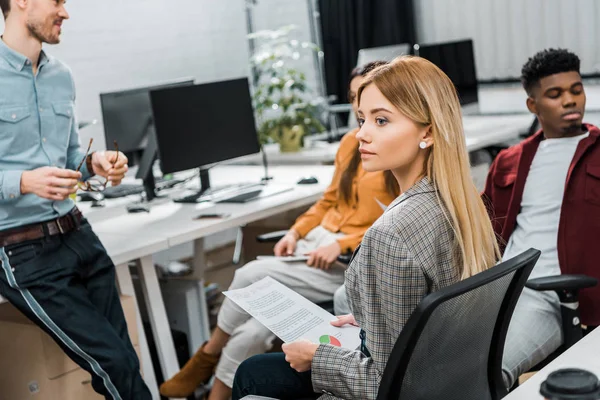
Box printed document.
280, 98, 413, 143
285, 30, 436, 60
223, 276, 361, 350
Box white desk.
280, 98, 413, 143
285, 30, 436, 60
505, 327, 600, 399
232, 140, 339, 165
80, 165, 335, 397
85, 165, 334, 246
463, 114, 532, 150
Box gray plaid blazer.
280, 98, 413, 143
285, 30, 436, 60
311, 178, 460, 400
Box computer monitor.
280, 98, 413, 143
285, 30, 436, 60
149, 78, 261, 197
356, 43, 411, 68
100, 77, 195, 200
416, 39, 479, 109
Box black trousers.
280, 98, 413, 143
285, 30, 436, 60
232, 353, 318, 400
0, 219, 151, 400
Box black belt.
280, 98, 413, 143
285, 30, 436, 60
0, 208, 83, 248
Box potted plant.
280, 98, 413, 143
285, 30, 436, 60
249, 25, 326, 152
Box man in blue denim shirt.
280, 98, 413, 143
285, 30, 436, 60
0, 1, 151, 399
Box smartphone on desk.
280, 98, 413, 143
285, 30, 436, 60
193, 213, 231, 220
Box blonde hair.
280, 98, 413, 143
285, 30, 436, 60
359, 56, 500, 279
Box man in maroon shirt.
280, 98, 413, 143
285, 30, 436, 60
483, 48, 600, 388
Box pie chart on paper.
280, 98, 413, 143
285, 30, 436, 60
319, 335, 341, 347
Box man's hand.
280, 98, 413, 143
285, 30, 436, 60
306, 241, 342, 270
20, 167, 81, 201
91, 150, 128, 186
282, 339, 319, 373
274, 230, 299, 256
330, 314, 358, 327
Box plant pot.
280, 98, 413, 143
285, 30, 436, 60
278, 125, 304, 153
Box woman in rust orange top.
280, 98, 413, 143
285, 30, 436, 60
159, 61, 399, 400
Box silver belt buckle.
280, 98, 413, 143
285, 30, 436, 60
56, 218, 66, 235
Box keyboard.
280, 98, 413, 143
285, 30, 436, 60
213, 187, 264, 203
103, 184, 144, 199
214, 184, 294, 203
173, 183, 263, 204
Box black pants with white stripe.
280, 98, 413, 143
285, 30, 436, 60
0, 219, 151, 400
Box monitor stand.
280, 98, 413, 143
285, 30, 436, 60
260, 144, 273, 182
197, 168, 211, 196
135, 126, 159, 202
172, 168, 212, 204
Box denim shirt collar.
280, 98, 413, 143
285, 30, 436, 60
0, 37, 50, 71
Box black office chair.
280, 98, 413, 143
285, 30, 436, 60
256, 230, 352, 313
375, 248, 540, 400
240, 249, 540, 400
523, 274, 597, 371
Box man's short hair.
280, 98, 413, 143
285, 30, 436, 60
521, 48, 581, 95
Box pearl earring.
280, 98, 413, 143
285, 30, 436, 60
419, 141, 427, 149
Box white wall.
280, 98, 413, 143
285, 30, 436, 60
415, 0, 600, 81
0, 0, 314, 153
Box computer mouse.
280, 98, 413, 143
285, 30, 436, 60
297, 176, 319, 185
78, 192, 104, 202
126, 203, 150, 213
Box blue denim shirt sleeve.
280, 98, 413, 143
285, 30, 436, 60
0, 170, 24, 200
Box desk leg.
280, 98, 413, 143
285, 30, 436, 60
135, 255, 181, 383
193, 238, 211, 343
115, 262, 160, 400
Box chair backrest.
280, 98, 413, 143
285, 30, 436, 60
376, 248, 540, 400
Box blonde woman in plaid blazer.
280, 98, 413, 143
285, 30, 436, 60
232, 56, 501, 400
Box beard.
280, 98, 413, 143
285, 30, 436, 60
562, 122, 584, 136
26, 18, 60, 45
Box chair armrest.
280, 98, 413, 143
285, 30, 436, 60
525, 275, 598, 292
256, 230, 289, 243
526, 274, 598, 303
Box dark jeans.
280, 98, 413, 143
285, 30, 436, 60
232, 353, 318, 400
0, 219, 151, 400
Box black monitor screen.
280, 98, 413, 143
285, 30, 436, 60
150, 78, 260, 174
417, 39, 478, 106
100, 78, 195, 158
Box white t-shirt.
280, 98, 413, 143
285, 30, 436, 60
502, 132, 589, 280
